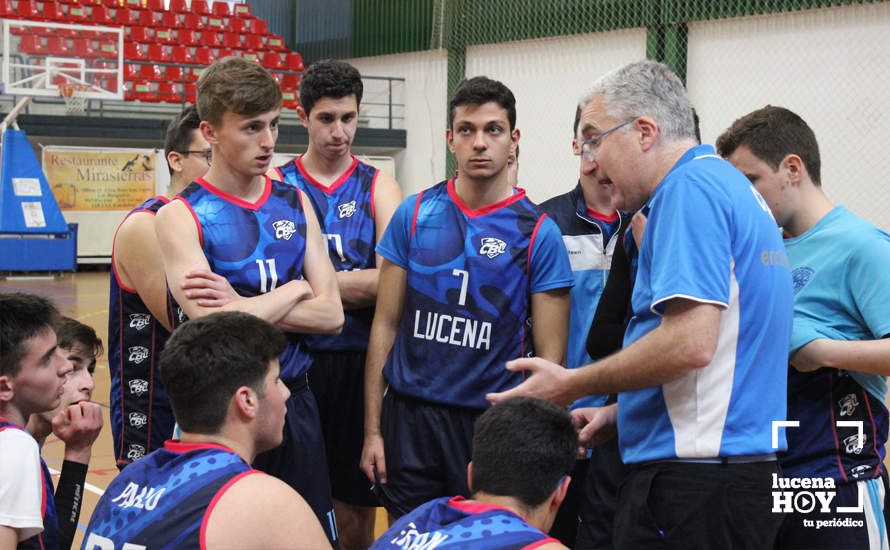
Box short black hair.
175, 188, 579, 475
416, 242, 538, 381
159, 312, 286, 434
299, 59, 363, 116
0, 293, 59, 377
449, 76, 516, 130
471, 397, 576, 509
164, 105, 202, 176
716, 105, 821, 186
54, 316, 103, 374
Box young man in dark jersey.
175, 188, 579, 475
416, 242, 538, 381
372, 397, 575, 550
82, 312, 330, 549
108, 105, 211, 469
0, 293, 73, 549
270, 59, 402, 550
361, 76, 573, 519
156, 57, 344, 545
26, 317, 103, 550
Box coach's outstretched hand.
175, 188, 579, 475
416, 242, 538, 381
486, 357, 576, 407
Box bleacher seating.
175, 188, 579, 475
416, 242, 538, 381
6, 0, 305, 108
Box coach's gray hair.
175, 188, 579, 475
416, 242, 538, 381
578, 60, 696, 142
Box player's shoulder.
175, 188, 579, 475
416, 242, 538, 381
537, 186, 576, 215
0, 426, 38, 456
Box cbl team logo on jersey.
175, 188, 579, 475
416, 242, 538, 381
128, 346, 149, 364
128, 379, 149, 397
479, 237, 507, 259
129, 412, 148, 429
338, 200, 357, 218
272, 219, 296, 240
791, 266, 815, 294
127, 444, 146, 461
771, 420, 866, 529
128, 313, 150, 330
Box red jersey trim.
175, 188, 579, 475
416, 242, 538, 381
173, 196, 204, 248
163, 440, 239, 455
586, 208, 618, 223
295, 153, 359, 194
195, 175, 272, 211
111, 196, 170, 294
273, 167, 285, 182
410, 191, 424, 238
527, 214, 547, 275
0, 416, 24, 429
446, 178, 526, 218
524, 538, 561, 549
447, 496, 517, 516
370, 168, 380, 220
199, 470, 259, 550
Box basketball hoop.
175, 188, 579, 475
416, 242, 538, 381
58, 83, 91, 114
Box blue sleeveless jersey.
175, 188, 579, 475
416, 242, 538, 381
0, 420, 59, 550
371, 496, 557, 549
82, 441, 253, 550
377, 179, 574, 409
276, 155, 379, 351
108, 196, 175, 468
176, 176, 312, 382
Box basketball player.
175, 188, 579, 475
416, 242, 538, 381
82, 312, 330, 549
0, 293, 73, 550
155, 57, 344, 545
537, 106, 620, 547
361, 76, 573, 518
108, 105, 210, 469
489, 61, 793, 548
718, 106, 890, 549
270, 59, 402, 550
26, 316, 103, 550
372, 397, 575, 549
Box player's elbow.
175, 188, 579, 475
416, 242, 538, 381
320, 303, 345, 335
676, 335, 718, 371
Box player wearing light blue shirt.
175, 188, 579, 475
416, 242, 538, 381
720, 105, 890, 550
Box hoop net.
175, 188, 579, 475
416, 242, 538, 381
58, 83, 91, 114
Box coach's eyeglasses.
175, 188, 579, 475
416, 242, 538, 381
181, 149, 212, 163
580, 119, 635, 161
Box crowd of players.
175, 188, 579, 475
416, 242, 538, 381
2, 54, 890, 550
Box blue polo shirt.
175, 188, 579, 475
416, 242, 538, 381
618, 145, 793, 464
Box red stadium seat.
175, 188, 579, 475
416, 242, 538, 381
266, 35, 286, 51
90, 5, 113, 24
211, 2, 229, 17
170, 0, 189, 13
136, 8, 156, 27
19, 35, 46, 55
46, 37, 70, 56
95, 41, 118, 59
138, 63, 163, 81
102, 0, 120, 7
0, 0, 14, 19
230, 17, 247, 34
70, 38, 96, 59
114, 8, 138, 26
261, 52, 283, 70
281, 73, 301, 90
281, 90, 299, 110
202, 31, 222, 49
184, 83, 197, 103
164, 65, 186, 82
155, 28, 177, 45
129, 26, 151, 43
183, 13, 205, 30
190, 0, 210, 15
124, 64, 138, 80
159, 11, 181, 29
133, 81, 159, 102
240, 51, 259, 63
251, 18, 267, 35
217, 48, 236, 59
170, 45, 195, 65
41, 1, 63, 21
16, 0, 40, 20
284, 53, 304, 72
221, 32, 242, 50
124, 41, 148, 61
66, 4, 88, 23
206, 16, 226, 32
147, 44, 169, 62
146, 0, 165, 12
123, 0, 142, 9
159, 82, 182, 103
194, 47, 213, 66
243, 34, 264, 52
179, 29, 201, 47
232, 3, 251, 17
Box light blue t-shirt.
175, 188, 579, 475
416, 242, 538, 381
786, 205, 890, 401
618, 145, 794, 464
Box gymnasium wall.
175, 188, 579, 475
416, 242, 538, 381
345, 2, 890, 230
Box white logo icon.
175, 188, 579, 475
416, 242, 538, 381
127, 444, 146, 461
838, 393, 859, 417
129, 313, 151, 331
273, 220, 296, 240
128, 379, 149, 397
479, 237, 507, 259
176, 306, 186, 323
128, 346, 149, 364
338, 201, 357, 218
128, 412, 148, 429
844, 433, 866, 455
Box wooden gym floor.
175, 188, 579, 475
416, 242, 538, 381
0, 270, 387, 548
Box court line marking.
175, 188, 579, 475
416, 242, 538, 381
48, 467, 106, 496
